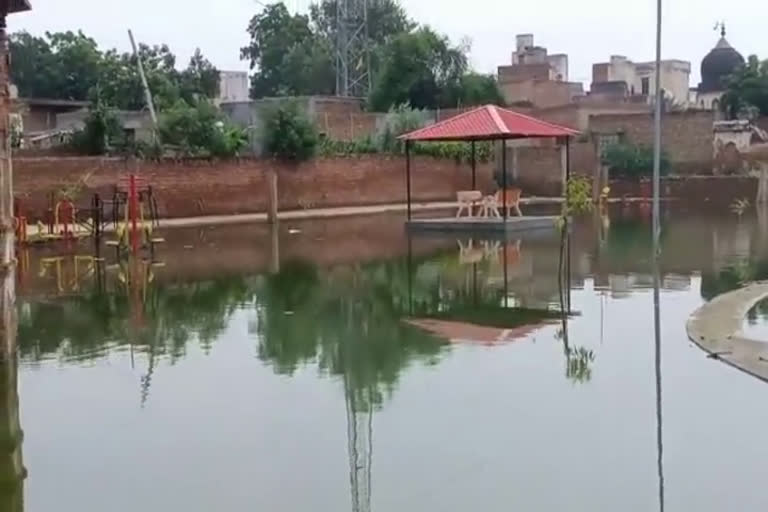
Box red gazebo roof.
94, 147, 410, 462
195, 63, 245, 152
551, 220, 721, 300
399, 104, 579, 142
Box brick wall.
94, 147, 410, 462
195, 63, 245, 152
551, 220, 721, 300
590, 110, 715, 174
501, 80, 577, 109
507, 141, 597, 196
314, 112, 382, 140
13, 155, 494, 221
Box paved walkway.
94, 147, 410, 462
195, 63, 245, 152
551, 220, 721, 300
154, 197, 565, 229
686, 281, 768, 382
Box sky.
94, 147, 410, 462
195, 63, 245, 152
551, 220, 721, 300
10, 0, 767, 87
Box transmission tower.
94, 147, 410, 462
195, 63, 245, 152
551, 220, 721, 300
335, 0, 372, 98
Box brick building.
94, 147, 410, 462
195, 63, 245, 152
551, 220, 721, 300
497, 34, 584, 108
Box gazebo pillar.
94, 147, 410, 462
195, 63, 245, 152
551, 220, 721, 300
405, 141, 412, 220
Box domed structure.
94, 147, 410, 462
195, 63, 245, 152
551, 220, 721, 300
699, 27, 745, 93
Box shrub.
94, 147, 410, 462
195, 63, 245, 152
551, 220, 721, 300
262, 102, 318, 161
70, 103, 123, 155
158, 99, 247, 158
602, 142, 670, 179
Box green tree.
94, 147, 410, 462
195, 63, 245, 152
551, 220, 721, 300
10, 30, 103, 100
158, 99, 247, 157
261, 101, 318, 160
240, 3, 334, 98
98, 43, 181, 111
441, 72, 505, 108
369, 27, 467, 111
69, 101, 123, 155
179, 48, 221, 104
309, 0, 414, 47
721, 55, 768, 118
11, 30, 220, 110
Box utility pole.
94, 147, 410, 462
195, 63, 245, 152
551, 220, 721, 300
128, 29, 158, 131
651, 0, 662, 251
335, 0, 372, 97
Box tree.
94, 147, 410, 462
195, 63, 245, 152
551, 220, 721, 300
98, 43, 182, 111
10, 30, 103, 100
369, 27, 467, 111
179, 48, 221, 104
721, 55, 768, 119
309, 0, 414, 48
69, 101, 123, 155
240, 3, 334, 98
158, 99, 247, 157
441, 72, 505, 108
261, 101, 318, 160
10, 30, 220, 111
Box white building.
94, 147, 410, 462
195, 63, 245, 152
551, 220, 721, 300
592, 56, 692, 105
217, 71, 250, 104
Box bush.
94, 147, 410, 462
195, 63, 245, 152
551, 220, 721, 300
262, 102, 318, 161
70, 103, 123, 155
602, 142, 670, 179
158, 99, 247, 158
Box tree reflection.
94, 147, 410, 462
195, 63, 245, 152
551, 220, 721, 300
254, 258, 447, 410
17, 273, 260, 363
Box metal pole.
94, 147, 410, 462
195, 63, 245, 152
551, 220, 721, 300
405, 141, 412, 220
501, 140, 508, 220
128, 29, 158, 130
471, 141, 477, 190
651, 0, 663, 250
566, 137, 571, 183
503, 242, 509, 308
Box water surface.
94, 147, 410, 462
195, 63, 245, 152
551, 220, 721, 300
9, 208, 768, 511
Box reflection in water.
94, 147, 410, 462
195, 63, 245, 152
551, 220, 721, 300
653, 219, 665, 512
14, 208, 768, 511
0, 355, 23, 512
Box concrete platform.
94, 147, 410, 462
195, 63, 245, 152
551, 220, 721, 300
406, 216, 559, 235
686, 281, 768, 383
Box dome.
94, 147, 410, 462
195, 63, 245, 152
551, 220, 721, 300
699, 34, 744, 93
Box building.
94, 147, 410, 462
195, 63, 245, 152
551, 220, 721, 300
591, 56, 691, 106
497, 34, 584, 108
217, 71, 250, 104
14, 97, 88, 134
696, 26, 744, 111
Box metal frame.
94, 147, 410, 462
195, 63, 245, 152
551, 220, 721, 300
335, 0, 372, 98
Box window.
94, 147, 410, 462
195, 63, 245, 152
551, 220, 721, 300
641, 77, 650, 96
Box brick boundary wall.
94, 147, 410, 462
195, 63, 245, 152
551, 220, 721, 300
12, 155, 495, 221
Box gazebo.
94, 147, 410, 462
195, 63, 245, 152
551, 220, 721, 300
398, 104, 578, 231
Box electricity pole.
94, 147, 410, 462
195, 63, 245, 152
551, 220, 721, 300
652, 0, 662, 250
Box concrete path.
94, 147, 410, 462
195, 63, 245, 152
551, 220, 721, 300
159, 197, 566, 228
686, 281, 768, 382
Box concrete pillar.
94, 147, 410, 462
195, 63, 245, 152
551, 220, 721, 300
266, 169, 278, 224
269, 223, 280, 275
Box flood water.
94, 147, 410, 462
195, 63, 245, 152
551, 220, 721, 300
8, 206, 768, 511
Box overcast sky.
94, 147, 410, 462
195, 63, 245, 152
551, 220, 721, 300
11, 0, 766, 87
